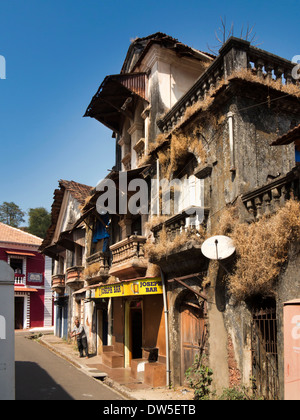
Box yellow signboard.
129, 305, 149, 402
94, 277, 162, 299
95, 283, 125, 298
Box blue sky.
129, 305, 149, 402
0, 0, 299, 225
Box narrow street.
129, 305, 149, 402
15, 331, 124, 400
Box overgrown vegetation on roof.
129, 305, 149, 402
229, 68, 300, 99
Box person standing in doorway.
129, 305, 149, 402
71, 318, 88, 359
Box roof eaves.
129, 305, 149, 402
271, 123, 300, 146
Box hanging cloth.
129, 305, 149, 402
92, 214, 110, 243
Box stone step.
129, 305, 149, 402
102, 351, 124, 368
131, 358, 148, 379
144, 362, 166, 387
102, 345, 114, 353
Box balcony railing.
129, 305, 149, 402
109, 235, 147, 280
148, 212, 208, 276
85, 251, 110, 284
242, 167, 300, 220
66, 266, 84, 288
151, 211, 207, 247
51, 274, 65, 292
14, 274, 25, 285
157, 37, 297, 133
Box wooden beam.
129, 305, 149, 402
168, 273, 207, 301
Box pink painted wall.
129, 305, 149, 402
284, 300, 300, 400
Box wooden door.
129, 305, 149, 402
180, 302, 204, 384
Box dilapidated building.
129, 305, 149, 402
41, 33, 300, 399
79, 33, 214, 387
144, 37, 300, 398
40, 180, 92, 340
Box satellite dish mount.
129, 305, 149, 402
201, 235, 236, 274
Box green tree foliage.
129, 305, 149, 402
0, 201, 25, 227
27, 207, 51, 239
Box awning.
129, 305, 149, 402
42, 227, 86, 259
15, 287, 38, 293
84, 73, 148, 134
73, 287, 87, 295
70, 206, 96, 232
73, 283, 103, 296
56, 232, 75, 252
77, 165, 151, 218
6, 251, 36, 257
41, 244, 65, 260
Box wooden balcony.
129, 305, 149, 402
85, 251, 110, 285
109, 235, 147, 280
51, 274, 65, 293
66, 266, 84, 289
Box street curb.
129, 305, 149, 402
38, 336, 136, 400
38, 336, 83, 369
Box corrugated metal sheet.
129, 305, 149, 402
111, 73, 147, 100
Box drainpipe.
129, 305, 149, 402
227, 111, 236, 172
107, 298, 112, 346
156, 158, 160, 215
160, 268, 171, 388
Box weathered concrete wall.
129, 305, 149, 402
163, 81, 300, 392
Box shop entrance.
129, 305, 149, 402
15, 297, 24, 329
131, 306, 142, 359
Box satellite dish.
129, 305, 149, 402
201, 235, 235, 261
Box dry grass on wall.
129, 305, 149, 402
217, 200, 300, 301
83, 262, 100, 278
145, 225, 206, 261
157, 130, 207, 180
228, 68, 300, 98
148, 69, 299, 177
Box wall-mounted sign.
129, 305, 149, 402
94, 277, 162, 299
95, 283, 125, 298
28, 273, 43, 283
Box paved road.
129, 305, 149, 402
15, 331, 124, 400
